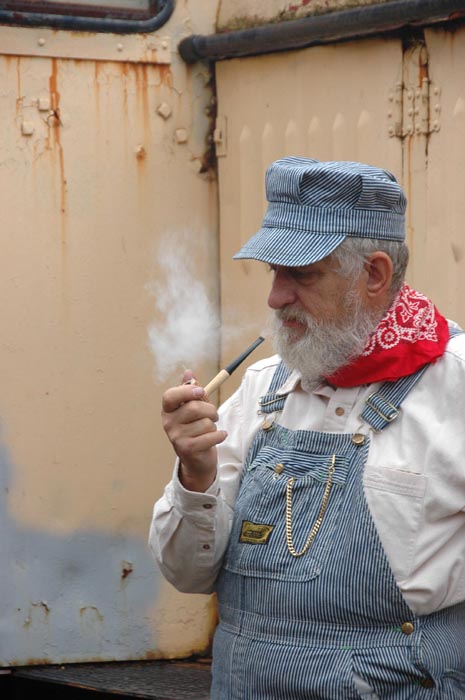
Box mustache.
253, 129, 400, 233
274, 307, 311, 325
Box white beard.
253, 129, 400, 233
269, 292, 381, 391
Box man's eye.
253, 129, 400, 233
290, 269, 312, 282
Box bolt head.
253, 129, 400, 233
175, 128, 188, 144
21, 121, 35, 136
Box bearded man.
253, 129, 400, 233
150, 158, 465, 699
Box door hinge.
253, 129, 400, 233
388, 80, 441, 138
213, 115, 227, 157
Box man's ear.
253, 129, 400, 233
364, 252, 393, 299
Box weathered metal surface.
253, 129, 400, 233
218, 0, 403, 31
0, 0, 221, 667
406, 24, 465, 324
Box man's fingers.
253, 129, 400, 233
177, 429, 228, 458
162, 384, 206, 413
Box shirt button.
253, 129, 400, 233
401, 621, 414, 635
202, 544, 211, 550
335, 407, 345, 416
419, 678, 435, 689
202, 503, 213, 509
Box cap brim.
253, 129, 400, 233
233, 227, 347, 267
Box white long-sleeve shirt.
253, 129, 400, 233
150, 331, 465, 616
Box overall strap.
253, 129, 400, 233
359, 367, 428, 433
360, 324, 463, 433
258, 362, 292, 414
258, 326, 463, 426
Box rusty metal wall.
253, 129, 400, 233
0, 3, 221, 667
215, 26, 465, 403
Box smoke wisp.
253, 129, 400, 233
147, 233, 221, 382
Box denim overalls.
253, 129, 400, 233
212, 356, 465, 699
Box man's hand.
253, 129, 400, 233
161, 370, 227, 492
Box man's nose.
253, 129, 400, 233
267, 268, 297, 309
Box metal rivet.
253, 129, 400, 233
262, 419, 274, 431
21, 121, 35, 136
401, 621, 414, 635
352, 433, 365, 446
38, 37, 46, 47
156, 102, 172, 120
38, 97, 51, 111
274, 463, 284, 474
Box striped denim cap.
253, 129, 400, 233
233, 156, 407, 266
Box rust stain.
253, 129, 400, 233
135, 145, 146, 161
418, 45, 429, 85
48, 58, 67, 245
9, 657, 51, 667
198, 69, 217, 177
121, 560, 133, 580
15, 56, 22, 117
135, 63, 149, 128
120, 62, 129, 116
158, 65, 173, 89
33, 601, 50, 615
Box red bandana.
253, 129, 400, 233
325, 284, 450, 388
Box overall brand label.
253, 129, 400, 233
239, 520, 274, 545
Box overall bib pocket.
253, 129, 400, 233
223, 443, 350, 582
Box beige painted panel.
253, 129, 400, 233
216, 38, 403, 400
0, 0, 221, 666
411, 26, 465, 327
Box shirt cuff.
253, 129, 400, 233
168, 460, 220, 521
